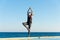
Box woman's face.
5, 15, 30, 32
29, 13, 31, 15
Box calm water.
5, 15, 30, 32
0, 32, 60, 38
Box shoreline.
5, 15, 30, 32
0, 36, 60, 40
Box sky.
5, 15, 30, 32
0, 0, 60, 32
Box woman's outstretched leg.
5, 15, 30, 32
22, 22, 28, 30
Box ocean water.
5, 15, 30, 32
0, 32, 60, 38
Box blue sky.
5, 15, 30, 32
0, 0, 60, 32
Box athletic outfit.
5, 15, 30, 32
27, 13, 32, 29
22, 8, 33, 35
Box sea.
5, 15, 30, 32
0, 32, 60, 40
0, 32, 60, 38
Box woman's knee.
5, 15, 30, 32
22, 22, 27, 25
22, 22, 24, 25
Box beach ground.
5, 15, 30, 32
0, 36, 60, 40
0, 37, 33, 40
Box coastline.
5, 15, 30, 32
0, 36, 60, 40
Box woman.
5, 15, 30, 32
22, 7, 33, 36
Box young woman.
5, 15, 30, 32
22, 7, 33, 36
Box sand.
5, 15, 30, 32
0, 38, 29, 40
0, 36, 60, 40
0, 37, 37, 40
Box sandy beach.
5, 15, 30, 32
0, 38, 24, 40
0, 36, 60, 40
0, 36, 58, 40
0, 37, 37, 40
0, 38, 29, 40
